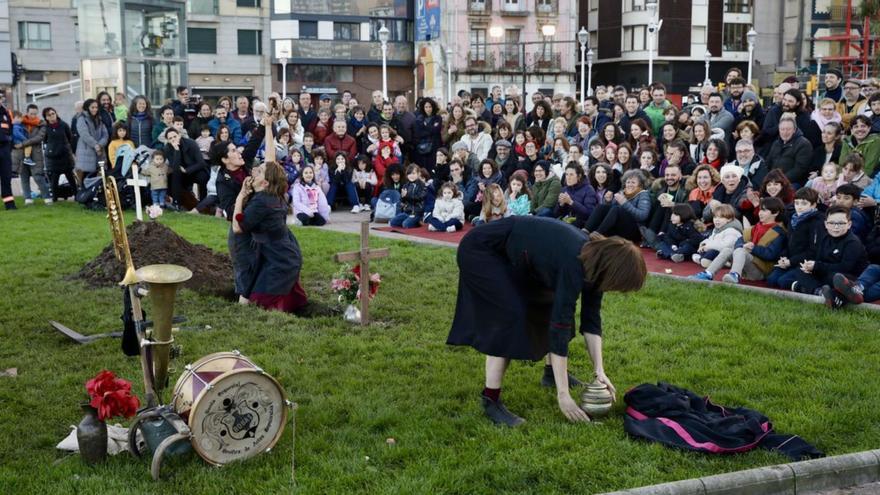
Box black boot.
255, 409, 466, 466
4, 201, 16, 210
540, 365, 584, 388
480, 395, 525, 427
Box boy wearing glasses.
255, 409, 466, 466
790, 205, 868, 297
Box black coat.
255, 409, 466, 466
236, 192, 302, 297
447, 216, 603, 361
785, 210, 825, 266
766, 133, 813, 185
812, 231, 868, 279
865, 224, 880, 264
660, 221, 704, 248
216, 166, 248, 220
810, 143, 841, 174
399, 180, 427, 217
44, 120, 74, 170
164, 138, 207, 175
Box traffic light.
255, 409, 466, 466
10, 53, 24, 87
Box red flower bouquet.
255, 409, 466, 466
331, 264, 381, 305
85, 370, 140, 421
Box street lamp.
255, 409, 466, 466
378, 24, 390, 100
704, 50, 712, 87
646, 0, 662, 84
746, 27, 757, 86
446, 46, 453, 105
816, 54, 823, 106
587, 49, 594, 98
279, 46, 290, 101
578, 26, 588, 106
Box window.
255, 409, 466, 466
503, 29, 520, 66
369, 20, 410, 42
299, 21, 318, 39
470, 28, 486, 61
237, 29, 262, 55
723, 23, 749, 51
334, 22, 360, 40
236, 0, 260, 7
18, 22, 51, 50
24, 71, 46, 83
278, 65, 354, 83
187, 27, 217, 54
622, 26, 645, 51
724, 0, 752, 13
692, 26, 706, 44
623, 0, 645, 12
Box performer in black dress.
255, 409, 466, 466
447, 216, 647, 426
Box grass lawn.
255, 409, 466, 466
0, 201, 878, 494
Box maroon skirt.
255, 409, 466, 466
249, 278, 308, 313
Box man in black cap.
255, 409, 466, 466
825, 68, 844, 103
318, 93, 333, 114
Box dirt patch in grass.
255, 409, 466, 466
71, 220, 235, 300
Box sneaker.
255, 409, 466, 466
4, 201, 17, 210
833, 273, 864, 305
655, 250, 664, 259
692, 254, 702, 264
790, 281, 799, 292
689, 271, 714, 281
362, 204, 371, 212
22, 157, 35, 166
540, 366, 584, 388
700, 258, 712, 268
480, 395, 525, 427
24, 198, 33, 206
821, 285, 846, 310
671, 254, 685, 263
446, 226, 457, 233
427, 224, 437, 232
722, 272, 740, 284
351, 205, 361, 213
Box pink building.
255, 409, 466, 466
416, 0, 578, 111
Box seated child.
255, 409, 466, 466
506, 172, 532, 216
834, 184, 870, 239
837, 153, 871, 190
473, 183, 510, 226
810, 162, 838, 206
790, 205, 868, 296
656, 203, 704, 262
390, 164, 427, 229
352, 154, 377, 211
716, 197, 788, 284
829, 266, 880, 307
690, 203, 743, 276
428, 182, 465, 232
291, 165, 331, 226
767, 188, 826, 289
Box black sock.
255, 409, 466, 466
482, 387, 501, 402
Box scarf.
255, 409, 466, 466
689, 185, 716, 204
22, 114, 40, 132
751, 221, 777, 245
789, 209, 817, 230
623, 187, 643, 200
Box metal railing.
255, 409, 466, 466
500, 1, 528, 15
468, 0, 490, 14
536, 0, 558, 15
467, 48, 564, 72
27, 78, 81, 103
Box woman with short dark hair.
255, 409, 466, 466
412, 97, 442, 172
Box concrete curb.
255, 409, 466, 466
599, 450, 880, 495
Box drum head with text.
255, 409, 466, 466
188, 369, 287, 466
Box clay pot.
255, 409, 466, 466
77, 403, 107, 465
580, 380, 614, 418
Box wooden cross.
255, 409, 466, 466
126, 164, 148, 221
332, 221, 389, 325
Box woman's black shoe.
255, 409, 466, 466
480, 395, 525, 427
540, 366, 584, 388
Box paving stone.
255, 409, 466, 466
700, 465, 795, 495
789, 452, 880, 494
599, 478, 705, 495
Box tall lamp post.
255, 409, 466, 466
578, 26, 588, 106
746, 27, 757, 86
704, 50, 712, 87
646, 0, 662, 84
816, 54, 823, 106
378, 24, 390, 100
279, 46, 290, 101
587, 49, 594, 97
446, 46, 453, 105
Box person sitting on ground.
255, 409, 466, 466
506, 172, 532, 216
690, 203, 744, 274
655, 203, 704, 263
588, 162, 620, 205
700, 198, 788, 284
473, 183, 509, 226
703, 163, 750, 224
555, 163, 599, 229
642, 163, 689, 246
326, 151, 360, 213
840, 115, 880, 178
766, 116, 813, 187
352, 154, 377, 212
291, 165, 330, 226
700, 138, 728, 171
428, 181, 465, 232
767, 188, 825, 289
790, 205, 868, 297
826, 221, 880, 307
740, 169, 795, 225
837, 153, 871, 189
809, 162, 840, 206
833, 184, 870, 240
531, 161, 561, 217
730, 138, 767, 187
390, 164, 427, 229
583, 169, 651, 243
163, 127, 209, 209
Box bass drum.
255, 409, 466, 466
171, 351, 257, 420
188, 368, 288, 466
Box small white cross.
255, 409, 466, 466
126, 164, 148, 221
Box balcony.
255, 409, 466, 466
187, 0, 218, 16
468, 0, 490, 16
536, 0, 558, 16
500, 1, 528, 16
466, 48, 564, 73
277, 39, 413, 65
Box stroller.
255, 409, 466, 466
76, 145, 153, 211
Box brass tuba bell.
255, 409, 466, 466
136, 264, 192, 392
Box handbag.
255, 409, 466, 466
416, 140, 432, 154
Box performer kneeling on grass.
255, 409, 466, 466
447, 216, 647, 426
232, 116, 308, 312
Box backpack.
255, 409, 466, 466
373, 189, 400, 223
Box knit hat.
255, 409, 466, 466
534, 159, 551, 172
741, 90, 758, 103
451, 141, 468, 152
719, 163, 744, 180
495, 139, 512, 148
604, 142, 618, 152
827, 68, 844, 80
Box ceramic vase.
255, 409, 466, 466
77, 403, 108, 465
580, 380, 614, 418
343, 304, 361, 323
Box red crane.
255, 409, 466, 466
814, 0, 878, 78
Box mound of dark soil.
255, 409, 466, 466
72, 221, 235, 300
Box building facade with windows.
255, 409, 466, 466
579, 0, 771, 94
269, 0, 415, 103
416, 0, 577, 110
